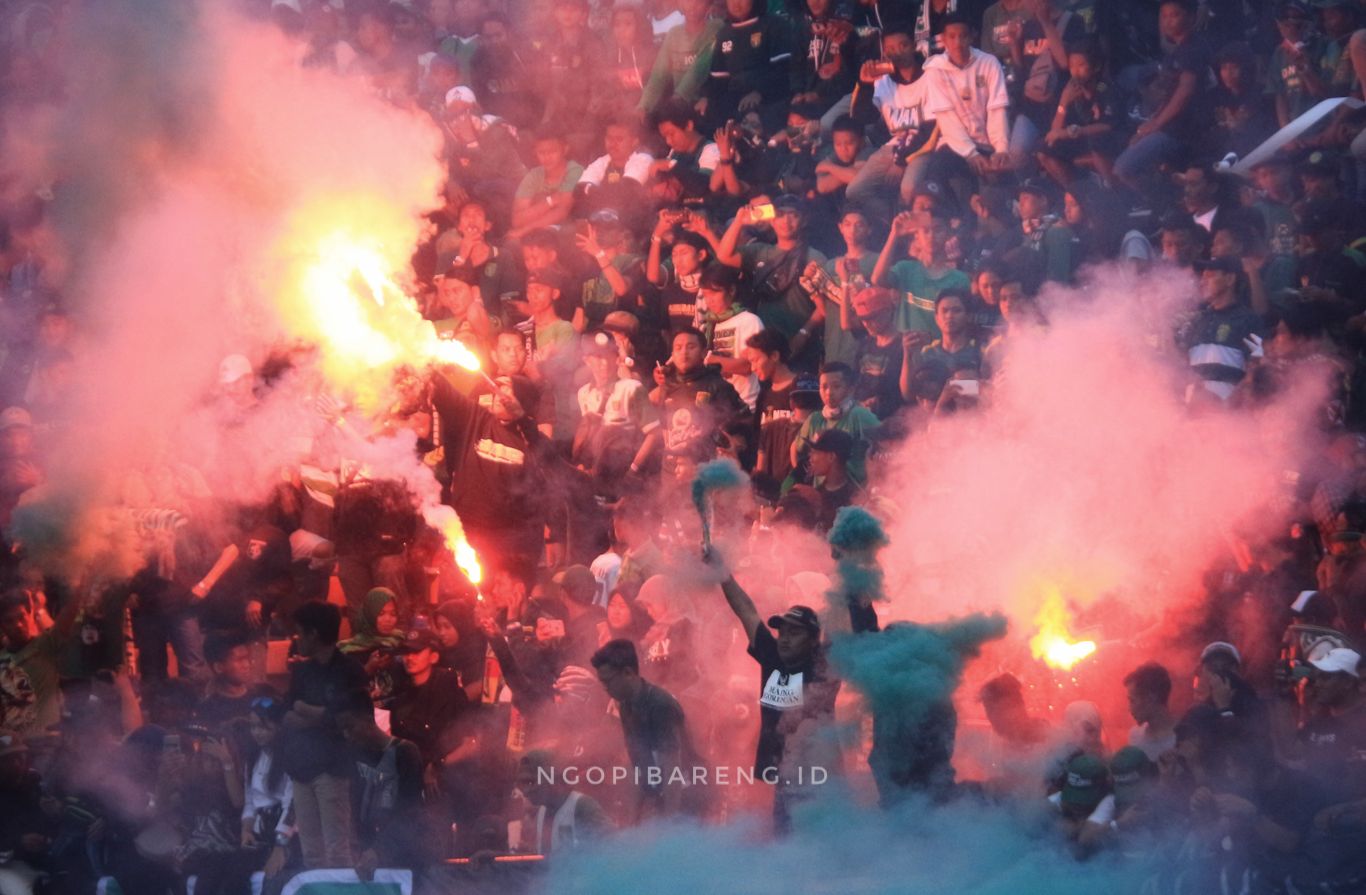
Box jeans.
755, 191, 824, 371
1007, 114, 1042, 171
818, 93, 853, 143
292, 773, 353, 869
1351, 127, 1366, 202
846, 143, 933, 218
1113, 130, 1183, 193
132, 605, 207, 683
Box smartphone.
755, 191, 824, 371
752, 203, 776, 222
956, 380, 980, 397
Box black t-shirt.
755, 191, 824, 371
1016, 14, 1087, 126
746, 624, 834, 775
563, 606, 607, 669
655, 271, 703, 335
1301, 250, 1366, 318
1153, 35, 1212, 140
279, 650, 370, 782
855, 338, 905, 421
389, 667, 470, 767
1061, 80, 1122, 131
431, 373, 551, 535
815, 478, 861, 532
1245, 767, 1327, 879
1208, 85, 1277, 156
617, 680, 697, 787
660, 366, 748, 465
1299, 706, 1366, 801
352, 736, 426, 861
439, 641, 487, 695
754, 381, 801, 498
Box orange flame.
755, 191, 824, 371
423, 501, 482, 587
1030, 588, 1097, 670
275, 200, 485, 588
279, 204, 484, 404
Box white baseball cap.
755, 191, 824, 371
1200, 641, 1242, 666
444, 86, 476, 108
1309, 647, 1361, 679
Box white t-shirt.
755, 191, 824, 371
1048, 790, 1115, 826
872, 74, 935, 135
709, 310, 764, 409
576, 377, 650, 429
670, 141, 721, 172
579, 151, 655, 188
924, 48, 1009, 152
1127, 724, 1176, 762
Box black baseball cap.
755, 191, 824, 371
527, 269, 566, 293
699, 263, 740, 292
398, 629, 442, 654
767, 605, 821, 634
808, 428, 855, 462
1194, 256, 1241, 275
1276, 1, 1310, 20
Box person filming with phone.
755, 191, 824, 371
716, 195, 827, 367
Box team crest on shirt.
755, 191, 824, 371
1216, 324, 1231, 343
696, 391, 713, 406
751, 31, 763, 47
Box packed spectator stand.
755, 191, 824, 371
5, 0, 1366, 892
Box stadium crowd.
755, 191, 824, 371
5, 0, 1366, 892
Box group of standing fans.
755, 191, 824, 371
6, 0, 1366, 892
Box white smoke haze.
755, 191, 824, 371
861, 262, 1329, 733
544, 796, 1153, 895
609, 265, 1331, 894
0, 1, 1337, 890
6, 0, 446, 577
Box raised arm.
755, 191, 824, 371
720, 574, 763, 643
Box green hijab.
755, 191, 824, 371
339, 587, 405, 653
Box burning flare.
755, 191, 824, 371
295, 231, 481, 381
427, 504, 483, 586
276, 200, 485, 587
1029, 588, 1097, 670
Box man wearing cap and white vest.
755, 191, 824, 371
1292, 646, 1366, 888
716, 565, 874, 830
1177, 256, 1265, 402
1300, 648, 1366, 798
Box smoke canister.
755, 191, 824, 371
482, 644, 502, 705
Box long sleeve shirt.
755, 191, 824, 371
923, 48, 1010, 157
706, 15, 794, 113
639, 19, 723, 112
242, 752, 295, 842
